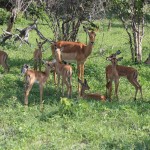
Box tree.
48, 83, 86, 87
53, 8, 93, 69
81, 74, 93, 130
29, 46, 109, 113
107, 0, 150, 63
28, 0, 105, 41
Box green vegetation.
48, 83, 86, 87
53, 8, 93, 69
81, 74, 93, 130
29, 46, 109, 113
0, 19, 150, 149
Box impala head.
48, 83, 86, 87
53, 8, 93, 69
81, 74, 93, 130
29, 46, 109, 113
21, 64, 29, 74
106, 56, 123, 65
36, 39, 47, 49
83, 26, 96, 44
78, 78, 90, 91
106, 50, 122, 63
88, 30, 96, 44
42, 60, 55, 70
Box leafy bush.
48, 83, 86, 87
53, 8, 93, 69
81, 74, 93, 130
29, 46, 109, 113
0, 8, 9, 25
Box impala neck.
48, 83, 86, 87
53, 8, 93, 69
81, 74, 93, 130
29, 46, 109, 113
84, 41, 94, 58
44, 68, 50, 76
112, 62, 118, 74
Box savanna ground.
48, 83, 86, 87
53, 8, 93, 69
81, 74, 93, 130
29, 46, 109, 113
0, 17, 150, 150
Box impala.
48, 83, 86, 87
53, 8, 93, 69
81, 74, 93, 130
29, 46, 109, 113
52, 48, 72, 98
21, 61, 53, 110
78, 78, 106, 101
0, 50, 9, 73
33, 39, 47, 71
106, 51, 143, 101
51, 26, 96, 95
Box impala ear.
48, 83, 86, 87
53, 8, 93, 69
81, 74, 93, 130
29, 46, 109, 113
117, 57, 123, 61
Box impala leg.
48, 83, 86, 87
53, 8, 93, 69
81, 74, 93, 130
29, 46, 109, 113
24, 82, 34, 106
81, 63, 84, 82
77, 63, 82, 96
62, 77, 64, 97
133, 80, 143, 100
2, 63, 9, 73
2, 59, 9, 73
39, 84, 44, 111
53, 70, 57, 85
64, 77, 71, 98
108, 81, 112, 101
106, 82, 109, 99
57, 74, 60, 91
39, 59, 41, 71
114, 78, 119, 100
34, 60, 37, 70
128, 78, 139, 100
69, 76, 72, 98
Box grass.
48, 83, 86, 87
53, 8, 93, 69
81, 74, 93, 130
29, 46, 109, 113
0, 18, 150, 150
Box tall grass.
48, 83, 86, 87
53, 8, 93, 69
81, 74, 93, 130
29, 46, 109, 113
0, 18, 150, 149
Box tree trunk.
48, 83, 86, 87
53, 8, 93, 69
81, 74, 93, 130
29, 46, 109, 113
6, 8, 17, 32
132, 14, 144, 63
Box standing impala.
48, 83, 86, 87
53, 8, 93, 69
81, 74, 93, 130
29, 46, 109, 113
21, 61, 53, 110
78, 78, 106, 101
106, 51, 143, 101
33, 39, 47, 71
52, 48, 72, 98
51, 26, 96, 95
0, 50, 9, 73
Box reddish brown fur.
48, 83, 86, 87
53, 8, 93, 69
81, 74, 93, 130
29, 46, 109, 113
106, 57, 143, 101
33, 39, 46, 71
83, 93, 106, 101
23, 61, 53, 110
0, 50, 9, 73
78, 79, 106, 102
51, 30, 96, 95
52, 48, 72, 98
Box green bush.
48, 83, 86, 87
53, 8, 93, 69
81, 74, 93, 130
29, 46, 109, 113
0, 8, 9, 25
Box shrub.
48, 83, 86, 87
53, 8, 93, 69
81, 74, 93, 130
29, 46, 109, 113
0, 8, 9, 25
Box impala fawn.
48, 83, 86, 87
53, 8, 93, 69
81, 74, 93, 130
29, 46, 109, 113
53, 48, 72, 98
106, 50, 143, 101
21, 61, 53, 110
0, 50, 9, 73
78, 78, 106, 101
33, 39, 47, 71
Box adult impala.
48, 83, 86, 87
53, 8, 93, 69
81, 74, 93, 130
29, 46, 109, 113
51, 26, 96, 95
106, 51, 143, 101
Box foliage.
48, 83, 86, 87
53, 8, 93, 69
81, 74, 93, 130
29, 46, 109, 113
106, 0, 149, 63
0, 8, 10, 25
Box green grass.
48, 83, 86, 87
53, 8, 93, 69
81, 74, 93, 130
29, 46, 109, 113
0, 18, 150, 150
